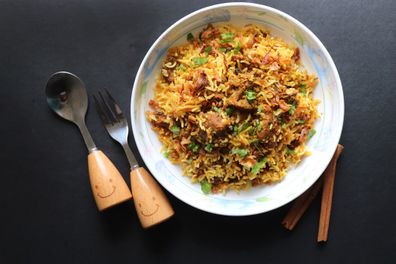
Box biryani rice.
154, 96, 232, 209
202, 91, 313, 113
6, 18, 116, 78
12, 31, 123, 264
146, 24, 319, 194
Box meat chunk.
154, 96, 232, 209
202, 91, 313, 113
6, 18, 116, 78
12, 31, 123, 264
205, 111, 229, 131
147, 111, 168, 129
229, 98, 254, 110
194, 71, 208, 95
257, 114, 271, 140
227, 86, 254, 110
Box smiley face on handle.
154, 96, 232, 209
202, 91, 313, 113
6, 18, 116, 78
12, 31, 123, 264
130, 167, 174, 228
94, 178, 117, 199
137, 196, 160, 217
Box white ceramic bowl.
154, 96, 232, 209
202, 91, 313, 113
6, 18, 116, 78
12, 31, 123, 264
131, 3, 344, 216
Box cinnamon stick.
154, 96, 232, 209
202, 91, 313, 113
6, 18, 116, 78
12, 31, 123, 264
282, 178, 323, 230
317, 144, 344, 242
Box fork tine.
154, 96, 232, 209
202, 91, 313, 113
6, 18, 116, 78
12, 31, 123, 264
99, 91, 118, 123
93, 95, 111, 125
104, 88, 125, 119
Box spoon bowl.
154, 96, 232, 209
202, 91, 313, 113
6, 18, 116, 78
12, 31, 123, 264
45, 71, 88, 124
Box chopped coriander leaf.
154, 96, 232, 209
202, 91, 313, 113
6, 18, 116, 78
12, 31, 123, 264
225, 106, 235, 116
177, 64, 186, 71
240, 122, 249, 132
212, 106, 221, 113
232, 148, 249, 158
187, 32, 194, 41
296, 119, 305, 124
251, 158, 267, 174
245, 90, 256, 101
192, 57, 208, 66
233, 124, 239, 135
204, 143, 213, 153
221, 32, 234, 43
170, 124, 180, 135
204, 46, 212, 54
308, 128, 316, 140
200, 180, 212, 194
219, 47, 227, 52
256, 122, 263, 131
234, 41, 241, 53
300, 84, 307, 96
257, 104, 263, 113
186, 158, 192, 164
163, 151, 170, 158
286, 148, 295, 154
249, 127, 255, 135
289, 102, 296, 115
188, 142, 200, 153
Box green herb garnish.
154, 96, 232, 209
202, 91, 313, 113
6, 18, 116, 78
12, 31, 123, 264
300, 84, 307, 96
212, 106, 221, 113
234, 41, 241, 53
245, 90, 256, 101
221, 32, 234, 43
170, 124, 180, 135
204, 46, 212, 54
188, 142, 200, 153
200, 180, 212, 194
163, 150, 170, 158
177, 64, 186, 71
308, 128, 316, 140
187, 32, 194, 41
219, 47, 227, 53
289, 101, 296, 115
225, 106, 235, 116
204, 144, 213, 153
296, 119, 305, 124
256, 122, 263, 132
240, 122, 249, 132
251, 157, 268, 174
192, 57, 208, 66
257, 104, 263, 113
249, 127, 255, 135
232, 148, 249, 158
233, 125, 239, 135
286, 148, 295, 154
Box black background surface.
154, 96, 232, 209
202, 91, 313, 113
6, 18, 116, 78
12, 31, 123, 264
1, 0, 395, 263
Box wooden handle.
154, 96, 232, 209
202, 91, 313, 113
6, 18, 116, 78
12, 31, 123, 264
88, 150, 132, 211
130, 167, 174, 228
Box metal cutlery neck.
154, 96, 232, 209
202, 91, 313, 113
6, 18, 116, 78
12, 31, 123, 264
121, 143, 139, 169
76, 120, 97, 153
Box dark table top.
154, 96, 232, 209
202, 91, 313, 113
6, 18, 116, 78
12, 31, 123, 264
1, 0, 395, 263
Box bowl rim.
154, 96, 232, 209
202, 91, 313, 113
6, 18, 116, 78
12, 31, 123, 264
130, 2, 344, 216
